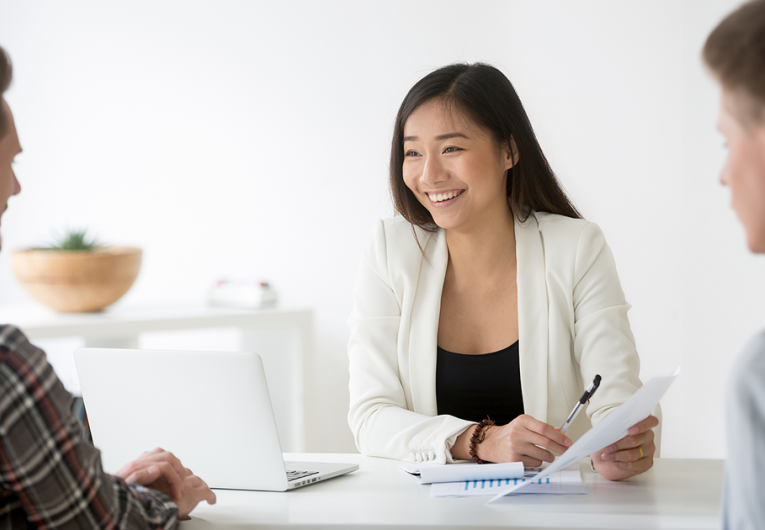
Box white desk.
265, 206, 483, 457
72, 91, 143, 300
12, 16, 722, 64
0, 304, 313, 452
184, 454, 723, 530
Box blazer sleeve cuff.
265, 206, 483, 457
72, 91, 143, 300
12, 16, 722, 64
445, 423, 474, 464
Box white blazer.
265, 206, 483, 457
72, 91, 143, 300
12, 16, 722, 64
347, 212, 658, 464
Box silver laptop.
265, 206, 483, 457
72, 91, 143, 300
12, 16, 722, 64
73, 348, 358, 491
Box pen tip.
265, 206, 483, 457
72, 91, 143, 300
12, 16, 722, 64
594, 374, 601, 386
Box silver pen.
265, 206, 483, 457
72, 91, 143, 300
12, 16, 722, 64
560, 374, 601, 434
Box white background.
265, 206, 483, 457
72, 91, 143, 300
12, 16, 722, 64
1, 0, 762, 458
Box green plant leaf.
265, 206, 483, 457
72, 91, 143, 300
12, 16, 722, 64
41, 229, 103, 251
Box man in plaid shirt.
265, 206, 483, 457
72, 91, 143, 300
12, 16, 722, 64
0, 47, 216, 528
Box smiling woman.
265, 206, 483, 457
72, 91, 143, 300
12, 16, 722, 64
348, 63, 660, 482
390, 63, 580, 232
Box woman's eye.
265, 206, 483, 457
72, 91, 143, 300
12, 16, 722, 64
405, 150, 421, 157
443, 146, 462, 154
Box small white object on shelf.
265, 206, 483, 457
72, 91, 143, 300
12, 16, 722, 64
208, 279, 278, 309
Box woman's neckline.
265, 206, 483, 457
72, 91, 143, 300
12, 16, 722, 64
437, 340, 519, 357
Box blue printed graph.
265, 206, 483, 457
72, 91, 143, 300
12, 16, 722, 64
462, 469, 550, 491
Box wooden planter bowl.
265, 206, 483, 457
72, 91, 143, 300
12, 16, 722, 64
11, 246, 142, 313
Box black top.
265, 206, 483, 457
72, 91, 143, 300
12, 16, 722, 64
436, 341, 524, 426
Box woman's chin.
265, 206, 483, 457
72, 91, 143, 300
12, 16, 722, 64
430, 215, 462, 231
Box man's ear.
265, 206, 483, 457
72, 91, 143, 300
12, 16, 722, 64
502, 137, 519, 170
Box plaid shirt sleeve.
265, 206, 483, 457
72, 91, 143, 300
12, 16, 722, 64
0, 324, 179, 529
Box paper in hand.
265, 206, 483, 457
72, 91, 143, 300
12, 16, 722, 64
486, 367, 680, 504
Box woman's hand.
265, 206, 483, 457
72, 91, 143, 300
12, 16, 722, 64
453, 415, 572, 466
591, 415, 659, 480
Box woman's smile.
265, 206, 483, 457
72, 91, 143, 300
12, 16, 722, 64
402, 98, 515, 231
425, 189, 465, 208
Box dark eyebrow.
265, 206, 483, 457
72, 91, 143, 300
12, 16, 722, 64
403, 132, 469, 143
436, 132, 469, 141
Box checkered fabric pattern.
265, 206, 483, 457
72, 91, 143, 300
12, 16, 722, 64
0, 324, 178, 529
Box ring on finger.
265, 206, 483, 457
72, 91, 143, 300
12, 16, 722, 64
638, 446, 644, 459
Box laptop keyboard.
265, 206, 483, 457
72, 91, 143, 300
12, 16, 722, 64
286, 470, 319, 482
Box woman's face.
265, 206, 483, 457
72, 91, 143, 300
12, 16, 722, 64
717, 91, 765, 253
402, 98, 516, 232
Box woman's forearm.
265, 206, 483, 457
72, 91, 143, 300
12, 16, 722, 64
450, 426, 476, 461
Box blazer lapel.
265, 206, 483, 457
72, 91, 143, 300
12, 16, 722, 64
406, 216, 549, 421
515, 213, 549, 423
408, 228, 448, 416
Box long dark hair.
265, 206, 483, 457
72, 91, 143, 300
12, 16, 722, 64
0, 46, 12, 137
390, 63, 581, 231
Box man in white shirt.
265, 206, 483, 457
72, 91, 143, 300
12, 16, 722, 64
703, 2, 765, 528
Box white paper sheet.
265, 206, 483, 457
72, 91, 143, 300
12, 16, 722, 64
431, 468, 586, 497
399, 461, 524, 484
487, 366, 680, 504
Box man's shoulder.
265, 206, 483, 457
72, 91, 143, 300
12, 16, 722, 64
0, 324, 28, 353
735, 330, 765, 373
728, 330, 765, 404
0, 323, 45, 368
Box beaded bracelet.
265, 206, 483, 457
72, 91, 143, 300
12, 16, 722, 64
468, 417, 495, 464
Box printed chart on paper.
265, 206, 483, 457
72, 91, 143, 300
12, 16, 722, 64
430, 467, 586, 498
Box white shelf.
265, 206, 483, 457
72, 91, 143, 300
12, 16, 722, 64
0, 303, 313, 452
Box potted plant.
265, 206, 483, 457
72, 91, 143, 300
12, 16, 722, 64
11, 230, 142, 313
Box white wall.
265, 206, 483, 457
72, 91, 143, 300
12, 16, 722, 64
0, 0, 760, 458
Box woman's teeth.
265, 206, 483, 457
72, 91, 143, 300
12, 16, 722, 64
428, 190, 462, 202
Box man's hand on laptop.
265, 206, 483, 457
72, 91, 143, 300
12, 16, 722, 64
116, 447, 188, 498
175, 473, 218, 519
115, 447, 217, 518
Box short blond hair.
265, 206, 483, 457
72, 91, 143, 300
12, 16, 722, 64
703, 1, 765, 125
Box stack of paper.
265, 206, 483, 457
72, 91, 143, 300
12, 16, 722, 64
430, 467, 587, 498
399, 461, 524, 485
